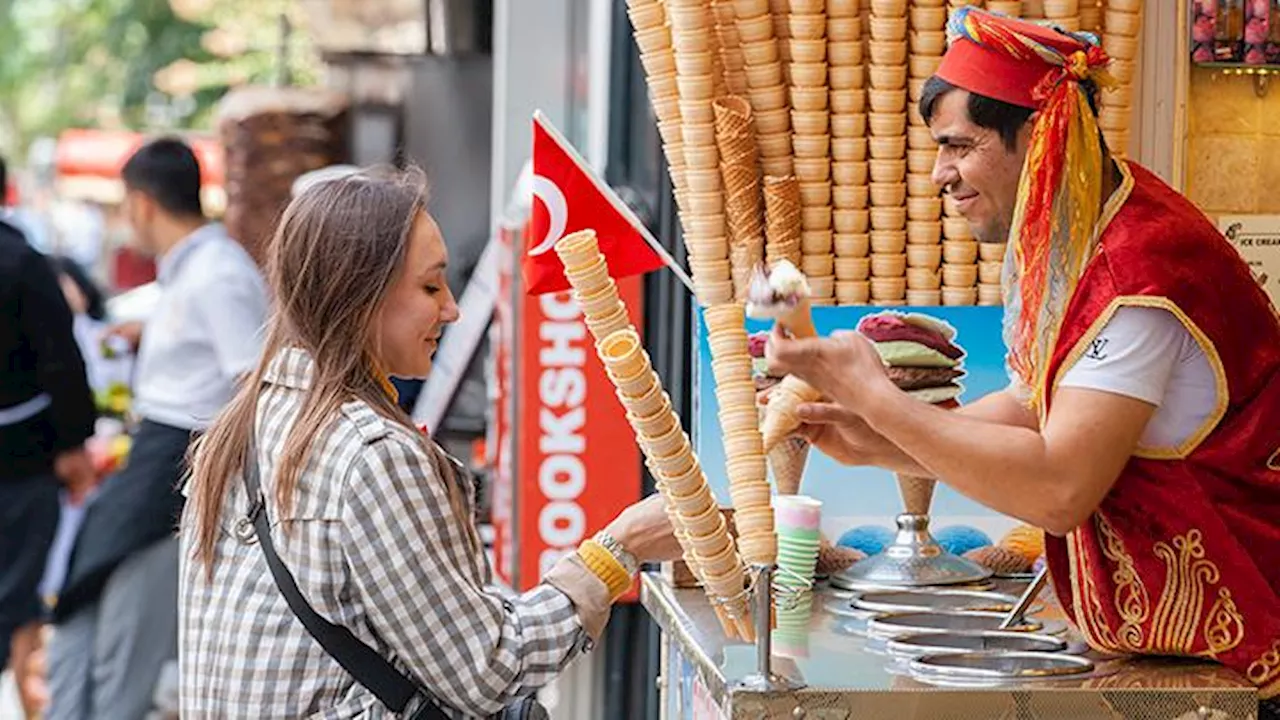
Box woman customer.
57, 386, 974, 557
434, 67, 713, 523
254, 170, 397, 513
179, 166, 679, 718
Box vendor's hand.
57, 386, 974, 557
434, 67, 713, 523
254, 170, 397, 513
54, 447, 97, 504
766, 327, 896, 407
604, 494, 683, 564
104, 320, 144, 353
794, 402, 894, 467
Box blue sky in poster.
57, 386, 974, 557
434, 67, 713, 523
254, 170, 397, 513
694, 306, 1021, 541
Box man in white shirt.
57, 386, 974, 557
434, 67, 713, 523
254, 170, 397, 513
46, 138, 267, 720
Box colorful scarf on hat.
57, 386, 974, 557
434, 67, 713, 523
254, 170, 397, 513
948, 8, 1117, 411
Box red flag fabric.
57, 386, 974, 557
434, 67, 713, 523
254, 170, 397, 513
523, 113, 667, 295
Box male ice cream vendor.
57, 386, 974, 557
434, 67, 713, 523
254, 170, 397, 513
767, 7, 1280, 704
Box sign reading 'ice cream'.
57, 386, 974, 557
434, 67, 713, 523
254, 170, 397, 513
1218, 214, 1280, 308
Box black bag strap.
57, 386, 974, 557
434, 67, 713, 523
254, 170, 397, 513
240, 435, 446, 720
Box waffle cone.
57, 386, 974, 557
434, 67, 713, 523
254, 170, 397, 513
729, 238, 765, 299
764, 175, 802, 254
768, 435, 810, 494
816, 536, 865, 576
897, 474, 936, 515
761, 375, 821, 451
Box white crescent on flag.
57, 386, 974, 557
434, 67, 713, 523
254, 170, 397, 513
529, 174, 568, 257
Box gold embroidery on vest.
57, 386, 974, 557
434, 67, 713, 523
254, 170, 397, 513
1201, 587, 1246, 659
1095, 514, 1143, 649
1249, 639, 1280, 686
1150, 530, 1220, 654
1268, 446, 1279, 471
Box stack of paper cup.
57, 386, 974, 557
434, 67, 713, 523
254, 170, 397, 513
1079, 0, 1103, 33
827, 0, 870, 306
669, 1, 736, 305
787, 0, 835, 305
772, 494, 821, 656
715, 0, 750, 95
734, 0, 794, 177
1099, 0, 1142, 158
904, 0, 946, 307
763, 175, 803, 268
704, 304, 777, 568
625, 0, 690, 216
867, 0, 909, 305
715, 97, 766, 299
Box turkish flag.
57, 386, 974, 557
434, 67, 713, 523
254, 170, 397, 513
523, 112, 669, 295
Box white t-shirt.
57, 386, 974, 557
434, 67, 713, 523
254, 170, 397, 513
1057, 306, 1218, 451
132, 224, 268, 431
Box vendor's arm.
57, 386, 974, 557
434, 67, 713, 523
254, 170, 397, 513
858, 382, 1153, 535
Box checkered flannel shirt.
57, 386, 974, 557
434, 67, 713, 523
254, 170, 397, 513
179, 348, 610, 718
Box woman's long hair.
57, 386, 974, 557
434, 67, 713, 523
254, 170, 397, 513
186, 166, 462, 575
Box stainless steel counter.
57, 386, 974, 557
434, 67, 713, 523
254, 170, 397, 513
641, 572, 1259, 720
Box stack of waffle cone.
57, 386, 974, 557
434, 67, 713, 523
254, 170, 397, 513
1042, 0, 1080, 30
986, 0, 1024, 16
732, 0, 793, 177
714, 96, 766, 299
904, 0, 947, 307
625, 0, 691, 216
867, 0, 909, 306
714, 0, 749, 95
668, 0, 734, 305
770, 0, 791, 78
1079, 0, 1103, 34
704, 303, 776, 568
555, 232, 753, 639
1099, 0, 1141, 158
828, 0, 870, 306
786, 0, 835, 305
764, 175, 802, 268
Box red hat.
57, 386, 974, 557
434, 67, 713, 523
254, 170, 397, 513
936, 7, 1103, 109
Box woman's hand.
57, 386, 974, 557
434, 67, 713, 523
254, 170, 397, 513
766, 328, 897, 409
604, 494, 683, 564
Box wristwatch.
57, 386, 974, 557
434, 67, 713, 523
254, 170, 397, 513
593, 530, 639, 576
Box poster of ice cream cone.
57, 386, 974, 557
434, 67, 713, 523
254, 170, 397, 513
696, 305, 1021, 548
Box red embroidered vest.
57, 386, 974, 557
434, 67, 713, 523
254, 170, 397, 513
1041, 162, 1280, 698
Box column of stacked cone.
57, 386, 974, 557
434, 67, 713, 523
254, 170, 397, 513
704, 304, 777, 568
788, 0, 837, 305
904, 1, 946, 306
714, 96, 767, 298
1100, 0, 1142, 159
867, 0, 909, 305
714, 0, 751, 95
1043, 0, 1081, 30
828, 0, 871, 306
977, 217, 1005, 306
1079, 0, 1103, 33
734, 0, 794, 178
771, 0, 791, 78
986, 0, 1023, 15
627, 0, 692, 219
554, 230, 753, 640
669, 1, 736, 305
948, 0, 986, 23
1022, 0, 1044, 19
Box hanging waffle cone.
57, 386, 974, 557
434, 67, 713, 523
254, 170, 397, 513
764, 175, 803, 267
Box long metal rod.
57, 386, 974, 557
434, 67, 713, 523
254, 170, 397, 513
754, 564, 773, 676
999, 567, 1049, 630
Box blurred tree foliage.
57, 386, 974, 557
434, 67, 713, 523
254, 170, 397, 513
0, 0, 320, 153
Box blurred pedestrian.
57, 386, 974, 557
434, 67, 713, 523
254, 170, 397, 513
45, 138, 268, 720
0, 153, 97, 716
